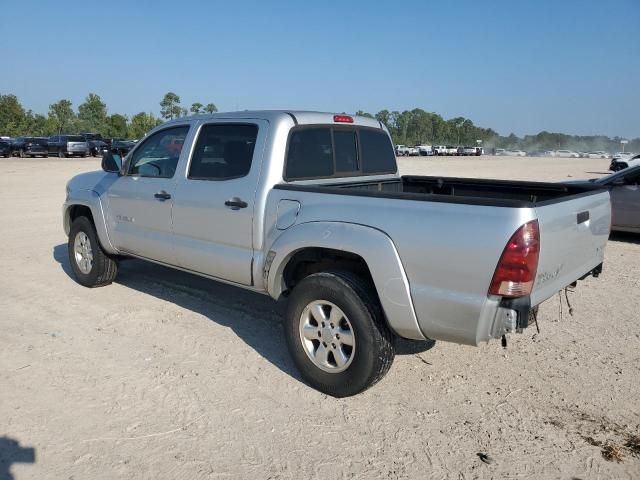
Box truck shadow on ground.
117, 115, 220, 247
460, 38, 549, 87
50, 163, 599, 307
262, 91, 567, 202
609, 232, 640, 245
0, 436, 35, 480
53, 245, 434, 382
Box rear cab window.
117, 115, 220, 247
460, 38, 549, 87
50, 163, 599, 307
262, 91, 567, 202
285, 126, 396, 180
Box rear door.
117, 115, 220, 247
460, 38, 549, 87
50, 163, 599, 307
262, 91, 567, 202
104, 124, 191, 264
530, 190, 611, 306
171, 120, 268, 285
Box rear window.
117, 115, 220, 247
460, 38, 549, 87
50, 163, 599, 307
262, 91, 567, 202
360, 129, 396, 174
285, 127, 395, 180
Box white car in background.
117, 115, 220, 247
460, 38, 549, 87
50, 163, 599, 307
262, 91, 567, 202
555, 150, 580, 158
585, 151, 611, 159
609, 153, 640, 171
505, 149, 527, 157
416, 145, 433, 156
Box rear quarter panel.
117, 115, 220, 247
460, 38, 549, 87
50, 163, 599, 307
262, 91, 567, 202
263, 188, 532, 345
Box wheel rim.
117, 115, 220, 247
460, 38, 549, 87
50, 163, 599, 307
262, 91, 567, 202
73, 231, 93, 274
299, 300, 355, 373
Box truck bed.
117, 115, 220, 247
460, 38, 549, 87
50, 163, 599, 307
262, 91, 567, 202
275, 175, 605, 207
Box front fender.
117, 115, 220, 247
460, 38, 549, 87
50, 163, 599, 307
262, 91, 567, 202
63, 190, 118, 254
266, 221, 425, 340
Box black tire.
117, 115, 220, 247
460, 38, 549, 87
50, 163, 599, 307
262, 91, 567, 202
68, 216, 118, 288
284, 271, 395, 397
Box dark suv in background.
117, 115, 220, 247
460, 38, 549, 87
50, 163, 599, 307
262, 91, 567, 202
0, 139, 11, 157
48, 135, 90, 158
81, 133, 109, 157
11, 137, 49, 157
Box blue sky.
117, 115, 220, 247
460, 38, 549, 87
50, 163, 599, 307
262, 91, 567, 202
2, 0, 639, 137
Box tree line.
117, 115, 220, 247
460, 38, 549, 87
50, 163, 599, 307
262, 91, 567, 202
355, 108, 640, 153
1, 91, 638, 152
0, 92, 216, 140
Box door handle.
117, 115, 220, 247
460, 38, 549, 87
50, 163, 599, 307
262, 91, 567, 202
225, 197, 248, 210
154, 191, 172, 201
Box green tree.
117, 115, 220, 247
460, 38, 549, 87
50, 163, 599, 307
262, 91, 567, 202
77, 93, 107, 133
22, 111, 48, 136
204, 103, 218, 114
128, 112, 161, 139
0, 94, 26, 136
48, 99, 75, 133
105, 114, 128, 138
355, 110, 374, 118
159, 92, 182, 120
190, 102, 203, 114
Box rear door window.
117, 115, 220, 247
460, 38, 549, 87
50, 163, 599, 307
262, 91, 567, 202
286, 128, 333, 179
188, 124, 258, 180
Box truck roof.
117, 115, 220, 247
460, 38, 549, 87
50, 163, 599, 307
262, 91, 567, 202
162, 110, 384, 130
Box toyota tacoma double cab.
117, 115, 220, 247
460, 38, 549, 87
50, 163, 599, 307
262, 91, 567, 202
63, 111, 610, 397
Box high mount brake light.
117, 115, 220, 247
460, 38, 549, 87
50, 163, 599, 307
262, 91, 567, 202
333, 115, 354, 123
489, 220, 540, 298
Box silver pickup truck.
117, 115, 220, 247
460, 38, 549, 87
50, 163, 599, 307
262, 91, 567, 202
63, 111, 610, 396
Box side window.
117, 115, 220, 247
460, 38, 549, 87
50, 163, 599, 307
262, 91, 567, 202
128, 126, 189, 178
188, 124, 258, 180
285, 128, 333, 179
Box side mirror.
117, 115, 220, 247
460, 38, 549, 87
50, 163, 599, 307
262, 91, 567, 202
101, 150, 122, 173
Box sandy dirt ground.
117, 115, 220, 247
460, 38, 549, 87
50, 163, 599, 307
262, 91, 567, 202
1, 155, 638, 479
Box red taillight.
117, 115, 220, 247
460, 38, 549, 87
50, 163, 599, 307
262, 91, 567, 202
489, 220, 540, 298
333, 114, 354, 123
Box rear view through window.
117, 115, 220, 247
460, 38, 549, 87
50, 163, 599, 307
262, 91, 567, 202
285, 127, 395, 180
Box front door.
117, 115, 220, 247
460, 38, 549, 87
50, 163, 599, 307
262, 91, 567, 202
105, 125, 190, 264
171, 120, 267, 285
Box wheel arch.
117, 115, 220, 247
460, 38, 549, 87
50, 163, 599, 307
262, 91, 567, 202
63, 191, 118, 254
266, 221, 425, 340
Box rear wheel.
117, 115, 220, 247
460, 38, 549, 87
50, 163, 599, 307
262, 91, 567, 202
68, 216, 118, 288
284, 271, 395, 397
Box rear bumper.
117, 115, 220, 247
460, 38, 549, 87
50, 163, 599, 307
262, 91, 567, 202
488, 262, 603, 338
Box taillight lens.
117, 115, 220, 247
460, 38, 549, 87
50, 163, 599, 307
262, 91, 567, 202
489, 220, 540, 298
333, 114, 354, 123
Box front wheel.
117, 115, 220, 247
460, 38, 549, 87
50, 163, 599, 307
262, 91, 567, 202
68, 216, 118, 287
284, 271, 395, 397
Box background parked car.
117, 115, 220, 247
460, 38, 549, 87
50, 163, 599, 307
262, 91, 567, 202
462, 146, 481, 156
81, 133, 108, 157
609, 154, 640, 171
110, 139, 136, 156
568, 165, 640, 233
585, 151, 611, 159
416, 144, 433, 156
11, 137, 49, 157
0, 139, 11, 157
48, 135, 90, 158
555, 149, 580, 158
395, 144, 410, 156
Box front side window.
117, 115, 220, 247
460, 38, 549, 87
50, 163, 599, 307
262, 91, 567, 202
188, 124, 258, 180
128, 126, 189, 178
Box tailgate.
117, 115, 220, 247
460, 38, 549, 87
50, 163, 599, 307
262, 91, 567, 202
530, 190, 610, 306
